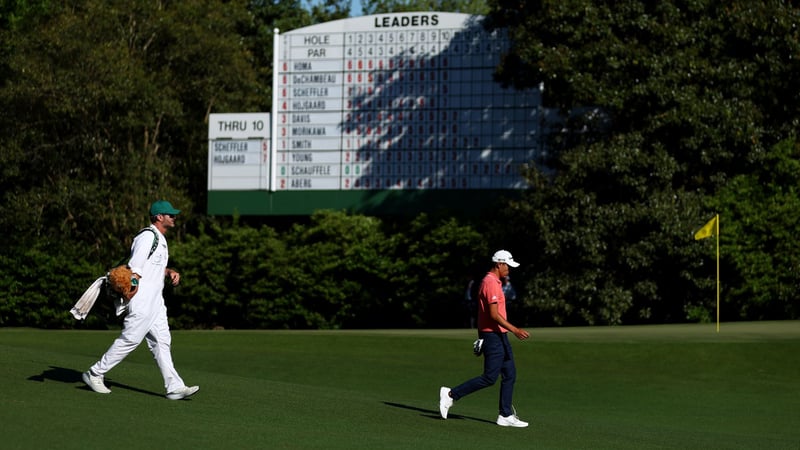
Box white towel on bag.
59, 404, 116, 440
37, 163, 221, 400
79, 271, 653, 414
70, 276, 106, 320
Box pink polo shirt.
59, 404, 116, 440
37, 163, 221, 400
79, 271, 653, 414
477, 271, 508, 333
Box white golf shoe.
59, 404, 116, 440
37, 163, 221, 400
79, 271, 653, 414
82, 371, 111, 394
496, 413, 529, 427
166, 385, 200, 400
439, 387, 453, 419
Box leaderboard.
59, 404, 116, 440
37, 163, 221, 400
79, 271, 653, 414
272, 12, 542, 191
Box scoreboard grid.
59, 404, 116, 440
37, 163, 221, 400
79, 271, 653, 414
274, 12, 542, 192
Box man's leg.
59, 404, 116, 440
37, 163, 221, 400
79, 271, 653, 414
450, 332, 504, 400
497, 333, 517, 417
145, 306, 185, 393
90, 313, 149, 376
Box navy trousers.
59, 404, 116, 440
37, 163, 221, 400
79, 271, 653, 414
450, 331, 517, 417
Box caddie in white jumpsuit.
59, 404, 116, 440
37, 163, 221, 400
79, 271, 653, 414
82, 200, 199, 400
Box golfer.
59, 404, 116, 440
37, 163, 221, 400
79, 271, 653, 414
82, 200, 199, 400
439, 250, 530, 427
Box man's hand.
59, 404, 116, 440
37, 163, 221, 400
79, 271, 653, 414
121, 287, 137, 302
489, 303, 531, 340
108, 265, 137, 300
166, 268, 180, 286
513, 328, 530, 340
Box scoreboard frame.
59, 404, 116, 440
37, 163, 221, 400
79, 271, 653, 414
207, 12, 542, 216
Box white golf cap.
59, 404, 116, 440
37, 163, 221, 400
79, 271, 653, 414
492, 250, 520, 267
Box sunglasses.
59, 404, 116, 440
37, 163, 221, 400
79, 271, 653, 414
162, 214, 176, 219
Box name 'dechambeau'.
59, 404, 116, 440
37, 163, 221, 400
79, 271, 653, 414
293, 74, 337, 84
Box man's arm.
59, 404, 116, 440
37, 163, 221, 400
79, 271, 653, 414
127, 232, 152, 278
489, 303, 530, 340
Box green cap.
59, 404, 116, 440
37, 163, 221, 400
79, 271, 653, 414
150, 200, 181, 216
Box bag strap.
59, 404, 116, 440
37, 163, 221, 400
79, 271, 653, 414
134, 227, 159, 260
113, 227, 159, 267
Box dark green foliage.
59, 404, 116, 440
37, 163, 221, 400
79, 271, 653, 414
382, 213, 488, 328
167, 211, 486, 329
495, 135, 712, 325
362, 0, 489, 15
2, 1, 800, 328
167, 218, 288, 328
0, 0, 261, 260
482, 0, 800, 324
710, 139, 800, 321
0, 240, 119, 329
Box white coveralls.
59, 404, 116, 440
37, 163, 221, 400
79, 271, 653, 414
90, 224, 187, 393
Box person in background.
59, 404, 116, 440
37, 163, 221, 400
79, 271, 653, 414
82, 200, 199, 401
502, 275, 517, 304
439, 250, 530, 427
463, 278, 477, 328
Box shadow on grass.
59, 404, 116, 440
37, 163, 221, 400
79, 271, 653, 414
27, 365, 163, 398
383, 401, 494, 424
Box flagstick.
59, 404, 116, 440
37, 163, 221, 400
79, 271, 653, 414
715, 214, 720, 333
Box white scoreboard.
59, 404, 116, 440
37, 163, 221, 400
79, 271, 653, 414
208, 13, 543, 215
208, 113, 270, 190
271, 12, 542, 192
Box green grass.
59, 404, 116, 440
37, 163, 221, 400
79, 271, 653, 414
1, 322, 799, 449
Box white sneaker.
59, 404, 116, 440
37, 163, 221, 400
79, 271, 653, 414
82, 371, 111, 394
439, 387, 453, 419
496, 413, 529, 428
166, 385, 199, 400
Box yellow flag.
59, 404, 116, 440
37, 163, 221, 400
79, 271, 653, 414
694, 215, 718, 240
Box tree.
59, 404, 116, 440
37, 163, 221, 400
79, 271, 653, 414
487, 1, 800, 185
483, 1, 800, 324
710, 138, 800, 321
307, 0, 351, 21
361, 0, 489, 15
0, 0, 264, 327
167, 211, 486, 329
0, 0, 261, 256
